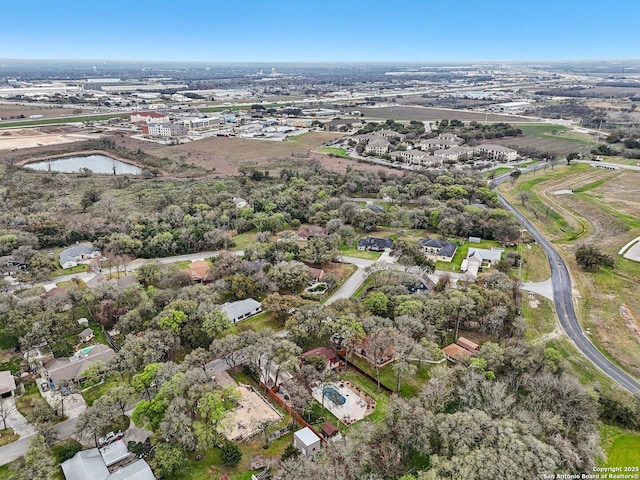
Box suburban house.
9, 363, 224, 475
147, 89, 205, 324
461, 247, 504, 276
418, 239, 458, 262
293, 427, 322, 458
44, 286, 68, 299
297, 225, 327, 241
357, 236, 393, 252
307, 266, 325, 282
61, 445, 154, 480
59, 244, 101, 269
221, 298, 262, 324
443, 336, 481, 363
301, 347, 343, 370
77, 328, 95, 344
442, 343, 472, 363
46, 344, 115, 387
0, 371, 16, 398
358, 335, 395, 367
185, 259, 212, 283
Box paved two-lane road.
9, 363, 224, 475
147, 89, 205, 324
494, 181, 640, 394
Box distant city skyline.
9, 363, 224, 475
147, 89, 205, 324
2, 0, 639, 63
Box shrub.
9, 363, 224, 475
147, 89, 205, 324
220, 440, 242, 466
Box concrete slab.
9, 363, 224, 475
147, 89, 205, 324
521, 277, 554, 301
623, 240, 640, 262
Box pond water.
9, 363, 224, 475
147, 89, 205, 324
24, 154, 142, 175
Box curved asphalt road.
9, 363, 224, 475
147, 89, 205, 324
492, 169, 640, 394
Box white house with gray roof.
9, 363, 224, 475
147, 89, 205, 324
61, 446, 154, 480
221, 298, 262, 324
59, 244, 101, 269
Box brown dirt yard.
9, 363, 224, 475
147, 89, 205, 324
0, 126, 102, 151
0, 105, 86, 120
110, 130, 401, 176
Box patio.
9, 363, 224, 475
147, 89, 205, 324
311, 381, 371, 425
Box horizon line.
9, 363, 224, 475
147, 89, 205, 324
2, 57, 640, 65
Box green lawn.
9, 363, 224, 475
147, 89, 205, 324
0, 113, 128, 129
81, 377, 120, 406
522, 297, 556, 340
339, 245, 382, 260
318, 147, 349, 157
236, 311, 285, 333
483, 167, 512, 178
600, 424, 640, 467
341, 370, 390, 423
348, 355, 431, 397
50, 263, 88, 277
435, 239, 503, 273
231, 230, 258, 250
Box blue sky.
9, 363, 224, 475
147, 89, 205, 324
1, 0, 639, 62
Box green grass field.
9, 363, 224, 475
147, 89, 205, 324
339, 245, 382, 260
318, 147, 349, 157
600, 424, 640, 468
0, 114, 128, 129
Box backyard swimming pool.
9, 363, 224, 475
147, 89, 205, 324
324, 387, 346, 405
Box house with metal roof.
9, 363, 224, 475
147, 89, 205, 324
221, 298, 262, 324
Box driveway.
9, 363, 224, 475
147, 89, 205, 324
2, 398, 36, 437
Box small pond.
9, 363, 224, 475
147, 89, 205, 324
24, 154, 142, 175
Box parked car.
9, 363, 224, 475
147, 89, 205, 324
99, 430, 124, 446
40, 382, 50, 392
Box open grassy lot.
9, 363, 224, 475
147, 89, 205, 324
0, 114, 128, 129
483, 166, 512, 178
128, 131, 396, 176
484, 123, 596, 158
522, 297, 556, 340
318, 147, 349, 157
353, 105, 533, 123
520, 242, 551, 282
599, 424, 640, 468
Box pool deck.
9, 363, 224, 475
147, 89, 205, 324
311, 382, 368, 425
